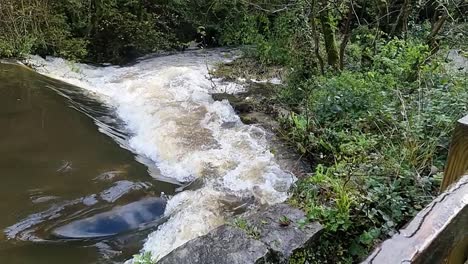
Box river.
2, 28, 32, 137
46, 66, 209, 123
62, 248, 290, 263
0, 49, 294, 263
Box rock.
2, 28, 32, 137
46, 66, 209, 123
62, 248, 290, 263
158, 225, 271, 264
240, 112, 280, 130
212, 93, 253, 113
447, 49, 468, 73
157, 204, 322, 264
243, 203, 323, 261
211, 88, 309, 178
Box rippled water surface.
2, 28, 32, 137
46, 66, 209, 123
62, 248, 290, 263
0, 63, 175, 263
0, 49, 294, 263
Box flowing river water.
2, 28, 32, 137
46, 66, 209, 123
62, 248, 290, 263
0, 49, 295, 263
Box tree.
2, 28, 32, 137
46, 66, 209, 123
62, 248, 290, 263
319, 0, 340, 70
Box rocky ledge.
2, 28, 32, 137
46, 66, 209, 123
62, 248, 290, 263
212, 82, 311, 177
158, 204, 323, 264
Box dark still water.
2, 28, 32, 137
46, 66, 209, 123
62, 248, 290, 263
0, 62, 176, 263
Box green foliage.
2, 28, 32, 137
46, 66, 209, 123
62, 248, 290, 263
1, 0, 466, 66
0, 0, 181, 63
231, 217, 261, 239
211, 0, 315, 67
0, 0, 82, 60
56, 38, 89, 61
292, 165, 354, 233
372, 39, 430, 80
85, 0, 178, 63
279, 215, 292, 226
284, 35, 468, 262
1, 1, 466, 262
133, 252, 153, 264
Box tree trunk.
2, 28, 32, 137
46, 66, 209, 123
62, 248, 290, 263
339, 3, 353, 70
319, 2, 339, 70
377, 0, 391, 32
427, 11, 447, 50
391, 0, 410, 37
310, 0, 324, 74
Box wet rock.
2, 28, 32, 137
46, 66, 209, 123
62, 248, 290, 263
212, 93, 253, 113
175, 177, 205, 192
82, 194, 99, 206
240, 112, 279, 130
243, 203, 323, 261
94, 170, 126, 181
158, 225, 271, 264
211, 87, 310, 178
31, 195, 60, 204
158, 204, 322, 264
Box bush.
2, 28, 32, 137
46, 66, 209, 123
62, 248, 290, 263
284, 36, 468, 262
87, 4, 175, 63
0, 0, 181, 63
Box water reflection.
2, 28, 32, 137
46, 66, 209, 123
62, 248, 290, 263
53, 197, 166, 239
0, 63, 176, 263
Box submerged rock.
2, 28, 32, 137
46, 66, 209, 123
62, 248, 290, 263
158, 204, 322, 264
53, 197, 166, 239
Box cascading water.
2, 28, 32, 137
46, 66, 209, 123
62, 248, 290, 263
27, 49, 296, 262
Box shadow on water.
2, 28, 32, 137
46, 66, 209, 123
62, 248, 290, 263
0, 62, 177, 263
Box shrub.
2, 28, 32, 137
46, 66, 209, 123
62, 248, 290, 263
284, 36, 468, 262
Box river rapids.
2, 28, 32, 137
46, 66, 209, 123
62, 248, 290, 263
26, 49, 295, 262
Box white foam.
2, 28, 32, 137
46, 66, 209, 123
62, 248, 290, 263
143, 187, 227, 261
27, 49, 295, 261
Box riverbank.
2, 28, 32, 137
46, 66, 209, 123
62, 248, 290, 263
2, 1, 467, 262
24, 50, 302, 263
211, 43, 468, 262
8, 44, 466, 264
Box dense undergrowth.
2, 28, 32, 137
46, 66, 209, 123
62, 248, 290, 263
209, 2, 467, 261
2, 0, 468, 263
211, 31, 467, 263
284, 37, 467, 263
0, 0, 219, 63
213, 2, 467, 262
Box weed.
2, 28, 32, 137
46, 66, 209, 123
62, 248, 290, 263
282, 35, 468, 262
231, 217, 261, 239
279, 215, 291, 227
133, 252, 153, 264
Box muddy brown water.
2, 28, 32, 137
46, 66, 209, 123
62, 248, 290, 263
0, 62, 176, 263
